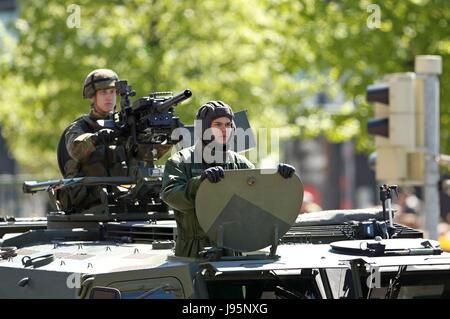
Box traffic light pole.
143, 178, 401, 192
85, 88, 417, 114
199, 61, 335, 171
415, 55, 442, 240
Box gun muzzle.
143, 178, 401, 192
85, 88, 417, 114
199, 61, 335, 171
23, 180, 62, 193
156, 89, 192, 113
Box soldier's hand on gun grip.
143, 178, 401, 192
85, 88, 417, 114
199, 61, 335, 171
277, 163, 295, 179
92, 129, 118, 146
200, 166, 225, 183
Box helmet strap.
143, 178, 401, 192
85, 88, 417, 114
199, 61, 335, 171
90, 101, 111, 118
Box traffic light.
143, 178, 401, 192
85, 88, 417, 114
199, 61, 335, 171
366, 73, 425, 185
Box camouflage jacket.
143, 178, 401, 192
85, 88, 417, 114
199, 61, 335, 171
161, 144, 255, 258
64, 111, 127, 177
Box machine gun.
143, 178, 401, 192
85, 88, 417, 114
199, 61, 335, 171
22, 82, 192, 226
22, 173, 172, 228
22, 177, 137, 194
115, 80, 192, 166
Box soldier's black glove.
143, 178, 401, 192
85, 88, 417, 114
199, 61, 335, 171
278, 163, 295, 178
92, 128, 118, 146
200, 166, 225, 183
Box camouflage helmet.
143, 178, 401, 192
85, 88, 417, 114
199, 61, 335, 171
82, 69, 119, 99
195, 100, 235, 143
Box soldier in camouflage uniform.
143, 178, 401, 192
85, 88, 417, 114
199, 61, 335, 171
161, 101, 296, 258
58, 69, 127, 212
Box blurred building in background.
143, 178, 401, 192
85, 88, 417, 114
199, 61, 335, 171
284, 137, 377, 211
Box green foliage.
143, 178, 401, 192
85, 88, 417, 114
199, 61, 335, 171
265, 0, 450, 154
1, 0, 303, 175
0, 0, 449, 175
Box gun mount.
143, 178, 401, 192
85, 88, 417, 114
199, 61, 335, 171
115, 80, 191, 166
2, 168, 450, 299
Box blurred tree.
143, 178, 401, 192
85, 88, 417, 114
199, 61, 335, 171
0, 0, 449, 176
265, 0, 450, 156
0, 0, 303, 175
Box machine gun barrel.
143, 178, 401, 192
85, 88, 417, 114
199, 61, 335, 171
23, 179, 76, 193
23, 177, 138, 194
156, 89, 192, 113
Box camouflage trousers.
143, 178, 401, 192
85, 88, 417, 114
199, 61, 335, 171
54, 185, 105, 213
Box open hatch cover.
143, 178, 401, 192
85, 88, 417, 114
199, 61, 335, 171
196, 169, 303, 252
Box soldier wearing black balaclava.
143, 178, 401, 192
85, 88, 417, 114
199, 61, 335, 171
161, 101, 295, 258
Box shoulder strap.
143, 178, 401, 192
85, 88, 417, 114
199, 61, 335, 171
57, 125, 72, 176
57, 114, 100, 176
80, 115, 102, 131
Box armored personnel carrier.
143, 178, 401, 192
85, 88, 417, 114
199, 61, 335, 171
1, 82, 449, 299
1, 167, 449, 299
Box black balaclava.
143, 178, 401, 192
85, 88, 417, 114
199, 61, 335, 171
194, 101, 235, 164
195, 100, 235, 146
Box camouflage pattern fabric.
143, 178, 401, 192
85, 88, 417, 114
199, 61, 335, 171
82, 68, 118, 99
57, 111, 127, 212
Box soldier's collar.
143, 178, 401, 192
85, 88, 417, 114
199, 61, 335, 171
193, 142, 233, 164
89, 108, 113, 120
